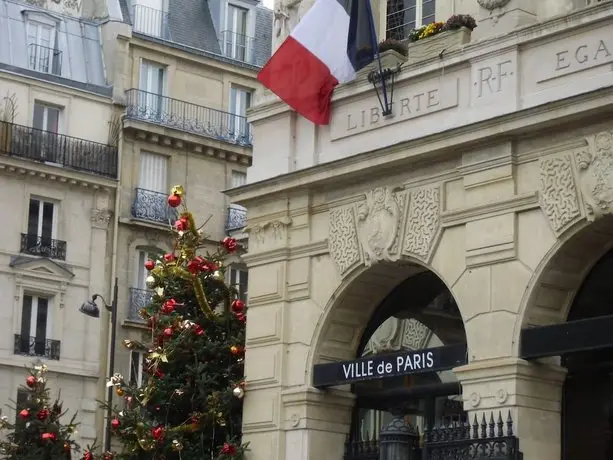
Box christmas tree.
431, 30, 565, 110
105, 185, 247, 460
0, 364, 82, 460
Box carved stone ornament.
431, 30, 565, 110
91, 209, 113, 229
539, 155, 582, 235
357, 187, 402, 267
328, 184, 441, 278
361, 317, 433, 356
576, 131, 613, 221
244, 217, 292, 244
477, 0, 512, 10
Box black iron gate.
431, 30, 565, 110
344, 411, 522, 460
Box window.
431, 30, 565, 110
386, 0, 436, 40
225, 4, 249, 61
27, 198, 56, 242
33, 102, 60, 133
138, 61, 167, 118
229, 266, 248, 302
135, 248, 162, 290
139, 151, 168, 194
15, 389, 29, 423
19, 295, 51, 357
229, 86, 252, 141
129, 351, 144, 387
26, 21, 59, 74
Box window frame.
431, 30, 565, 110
129, 350, 145, 387
229, 265, 248, 302
27, 197, 58, 241
135, 247, 163, 290
20, 294, 53, 350
33, 101, 61, 134
386, 0, 436, 40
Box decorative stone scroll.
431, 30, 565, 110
361, 317, 433, 356
328, 184, 441, 278
91, 209, 112, 230
539, 156, 582, 234
477, 0, 512, 10
403, 186, 440, 258
576, 130, 613, 221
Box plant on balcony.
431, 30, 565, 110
407, 14, 476, 43
0, 93, 18, 154
441, 14, 477, 32
102, 185, 247, 460
0, 364, 87, 460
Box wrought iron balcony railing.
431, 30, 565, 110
226, 205, 247, 232
14, 334, 61, 360
131, 188, 179, 224
0, 121, 118, 178
219, 30, 256, 64
125, 89, 253, 146
128, 288, 153, 322
20, 233, 67, 260
132, 5, 171, 39
28, 43, 62, 75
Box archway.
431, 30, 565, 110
310, 264, 468, 459
561, 247, 613, 460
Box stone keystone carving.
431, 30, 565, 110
477, 0, 512, 10
576, 131, 613, 221
539, 156, 581, 234
357, 187, 402, 266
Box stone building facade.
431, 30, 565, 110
228, 0, 613, 459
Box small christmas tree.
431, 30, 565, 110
104, 185, 247, 460
0, 364, 81, 460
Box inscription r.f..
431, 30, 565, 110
476, 59, 513, 97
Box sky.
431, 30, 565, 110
263, 0, 274, 9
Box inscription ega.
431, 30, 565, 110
538, 36, 612, 82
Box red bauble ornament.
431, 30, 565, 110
161, 299, 177, 314
187, 256, 205, 274
163, 327, 174, 337
167, 194, 181, 208
151, 425, 165, 441
26, 375, 37, 387
37, 408, 50, 420
231, 299, 245, 313
220, 443, 236, 455
193, 325, 205, 336
144, 260, 155, 271
163, 253, 176, 262
235, 312, 246, 322
111, 418, 121, 430
83, 452, 94, 460
103, 452, 114, 460
222, 237, 238, 252
41, 432, 56, 442
19, 409, 30, 420
154, 369, 164, 378
175, 217, 189, 231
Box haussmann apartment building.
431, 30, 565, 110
0, 0, 120, 447
227, 0, 613, 459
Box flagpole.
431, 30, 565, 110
365, 0, 391, 115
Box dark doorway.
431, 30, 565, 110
562, 249, 613, 460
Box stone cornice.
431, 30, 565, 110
228, 86, 613, 205
0, 155, 118, 190
248, 2, 613, 123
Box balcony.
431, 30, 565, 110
226, 205, 247, 233
28, 44, 62, 75
20, 233, 67, 261
219, 30, 256, 64
125, 89, 253, 147
131, 188, 178, 224
14, 334, 61, 360
128, 288, 153, 322
132, 5, 171, 40
0, 121, 118, 178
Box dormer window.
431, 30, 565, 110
25, 15, 61, 75
386, 0, 436, 40
223, 4, 250, 62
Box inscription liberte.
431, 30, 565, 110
555, 38, 611, 73
342, 350, 435, 380
346, 88, 442, 132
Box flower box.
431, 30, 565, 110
358, 49, 407, 79
407, 26, 472, 65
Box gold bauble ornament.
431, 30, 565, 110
171, 185, 185, 197
212, 271, 224, 281
171, 440, 184, 451
116, 388, 124, 397
146, 275, 156, 288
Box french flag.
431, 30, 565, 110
257, 0, 378, 125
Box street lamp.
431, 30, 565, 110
80, 277, 118, 453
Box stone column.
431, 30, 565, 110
454, 358, 567, 460
281, 388, 355, 460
